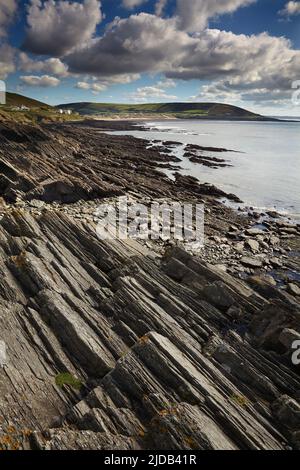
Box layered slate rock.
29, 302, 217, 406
0, 209, 299, 450
0, 121, 242, 205
0, 120, 299, 450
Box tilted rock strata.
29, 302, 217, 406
0, 121, 299, 450
0, 209, 299, 450
0, 121, 243, 205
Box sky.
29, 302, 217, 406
1, 0, 300, 115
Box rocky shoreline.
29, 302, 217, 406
0, 120, 299, 450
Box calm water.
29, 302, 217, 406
112, 120, 300, 220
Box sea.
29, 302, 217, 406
111, 119, 300, 221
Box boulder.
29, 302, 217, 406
279, 227, 298, 235
247, 275, 279, 299
267, 211, 280, 219
269, 257, 283, 269
246, 228, 265, 237
287, 283, 300, 297
269, 236, 280, 246
245, 239, 260, 252
248, 274, 275, 286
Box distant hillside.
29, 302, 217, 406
0, 93, 80, 124
56, 101, 274, 121
5, 92, 51, 109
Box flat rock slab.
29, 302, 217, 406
246, 228, 265, 236
241, 257, 263, 268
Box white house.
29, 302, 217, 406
11, 105, 30, 111
58, 109, 72, 115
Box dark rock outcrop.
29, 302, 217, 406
0, 121, 241, 205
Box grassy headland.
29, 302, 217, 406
57, 101, 279, 121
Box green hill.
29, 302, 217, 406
56, 101, 272, 121
5, 92, 51, 109
0, 93, 81, 124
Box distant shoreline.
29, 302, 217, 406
57, 100, 296, 123
80, 114, 297, 123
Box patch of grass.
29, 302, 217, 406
55, 372, 83, 391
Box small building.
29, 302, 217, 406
58, 109, 72, 115
11, 105, 30, 111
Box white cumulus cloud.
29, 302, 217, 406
0, 43, 16, 79
19, 53, 69, 77
3, 0, 299, 108
64, 12, 300, 106
176, 0, 256, 32
279, 1, 300, 16
122, 0, 148, 8
76, 81, 107, 93
127, 78, 177, 102
20, 74, 61, 87
75, 73, 140, 94
23, 0, 102, 57
0, 0, 17, 37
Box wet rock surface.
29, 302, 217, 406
0, 121, 299, 450
183, 144, 233, 169
0, 120, 241, 205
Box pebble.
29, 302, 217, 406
287, 283, 300, 297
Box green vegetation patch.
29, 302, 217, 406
57, 101, 261, 119
55, 372, 83, 390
